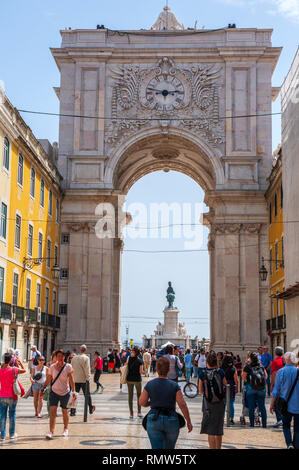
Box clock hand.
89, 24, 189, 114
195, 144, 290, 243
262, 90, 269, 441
171, 90, 185, 94
147, 87, 164, 93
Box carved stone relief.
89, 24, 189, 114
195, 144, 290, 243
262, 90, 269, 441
105, 57, 225, 153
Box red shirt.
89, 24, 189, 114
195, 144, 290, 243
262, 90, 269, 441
94, 357, 103, 370
272, 357, 284, 373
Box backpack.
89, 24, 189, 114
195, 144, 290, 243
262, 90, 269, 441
203, 368, 225, 403
248, 365, 266, 391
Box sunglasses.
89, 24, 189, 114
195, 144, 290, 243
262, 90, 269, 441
38, 359, 45, 361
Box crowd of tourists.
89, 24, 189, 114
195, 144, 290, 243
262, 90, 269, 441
0, 343, 298, 450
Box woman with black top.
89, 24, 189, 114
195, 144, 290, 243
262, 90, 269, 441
222, 355, 239, 425
242, 352, 267, 428
114, 350, 121, 373
127, 346, 144, 419
139, 357, 192, 449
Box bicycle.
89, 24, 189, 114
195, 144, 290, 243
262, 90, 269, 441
178, 378, 198, 398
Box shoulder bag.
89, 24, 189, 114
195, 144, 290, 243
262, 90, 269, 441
12, 368, 22, 396
120, 357, 129, 385
276, 369, 299, 417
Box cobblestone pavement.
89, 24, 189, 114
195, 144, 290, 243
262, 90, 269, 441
1, 372, 286, 449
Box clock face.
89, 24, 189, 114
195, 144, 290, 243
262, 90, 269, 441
143, 75, 186, 112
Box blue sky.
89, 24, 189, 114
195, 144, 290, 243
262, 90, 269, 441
0, 0, 298, 344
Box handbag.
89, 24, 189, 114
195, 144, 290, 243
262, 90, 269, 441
33, 372, 43, 381
23, 385, 34, 399
276, 369, 299, 417
12, 368, 22, 396
142, 408, 186, 431
120, 358, 129, 385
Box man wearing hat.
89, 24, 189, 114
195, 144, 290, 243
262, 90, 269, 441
29, 345, 41, 371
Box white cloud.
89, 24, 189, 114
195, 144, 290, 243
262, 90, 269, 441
217, 0, 299, 22
274, 0, 299, 21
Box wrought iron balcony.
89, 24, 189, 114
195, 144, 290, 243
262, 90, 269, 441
266, 314, 286, 332
0, 302, 12, 320
13, 305, 25, 322
40, 312, 60, 329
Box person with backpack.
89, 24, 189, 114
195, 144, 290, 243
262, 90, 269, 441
242, 352, 267, 428
198, 351, 227, 449
222, 354, 239, 425
162, 345, 183, 382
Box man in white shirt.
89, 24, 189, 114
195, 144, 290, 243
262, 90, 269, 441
29, 345, 41, 370
71, 345, 95, 417
195, 349, 207, 370
143, 350, 151, 377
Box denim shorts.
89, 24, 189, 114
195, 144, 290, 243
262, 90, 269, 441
32, 383, 44, 392
49, 390, 70, 409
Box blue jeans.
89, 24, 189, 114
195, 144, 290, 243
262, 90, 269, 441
224, 397, 235, 419
0, 397, 17, 438
274, 400, 283, 423
246, 386, 267, 427
265, 368, 271, 396
185, 368, 192, 382
193, 366, 198, 378
282, 412, 299, 449
146, 412, 180, 449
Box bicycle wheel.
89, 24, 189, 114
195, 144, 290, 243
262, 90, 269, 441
183, 382, 198, 398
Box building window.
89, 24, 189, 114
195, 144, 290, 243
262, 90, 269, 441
60, 269, 69, 279
52, 291, 57, 315
56, 199, 59, 223
280, 183, 283, 209
48, 190, 53, 216
271, 297, 274, 318
17, 153, 24, 186
274, 193, 278, 218
281, 236, 284, 267
0, 203, 7, 239
276, 292, 280, 316
28, 224, 33, 256
270, 248, 273, 276
46, 240, 51, 268
59, 304, 67, 315
54, 245, 58, 265
10, 329, 16, 349
15, 215, 21, 249
40, 179, 45, 207
25, 278, 31, 309
45, 287, 49, 314
12, 273, 19, 305
61, 233, 69, 244
36, 283, 41, 308
275, 242, 279, 271
269, 203, 272, 225
0, 267, 4, 302
38, 232, 43, 259
30, 168, 35, 198
3, 137, 10, 170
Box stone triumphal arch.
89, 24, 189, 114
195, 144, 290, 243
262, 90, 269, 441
51, 8, 281, 356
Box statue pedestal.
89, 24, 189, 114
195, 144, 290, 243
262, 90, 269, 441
163, 307, 179, 336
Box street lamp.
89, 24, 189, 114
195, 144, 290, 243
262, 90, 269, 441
51, 264, 61, 280
259, 257, 268, 282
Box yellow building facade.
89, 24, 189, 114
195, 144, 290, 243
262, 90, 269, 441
265, 146, 286, 354
0, 90, 62, 361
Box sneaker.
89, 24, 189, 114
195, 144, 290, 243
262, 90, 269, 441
89, 406, 96, 415
288, 445, 295, 449
0, 437, 5, 442
46, 432, 54, 440
137, 413, 143, 418
273, 420, 283, 428
129, 414, 134, 419
62, 429, 69, 438
230, 419, 235, 425
9, 433, 18, 440
93, 389, 99, 393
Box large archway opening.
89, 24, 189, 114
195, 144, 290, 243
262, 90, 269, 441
120, 170, 210, 347
110, 129, 220, 348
